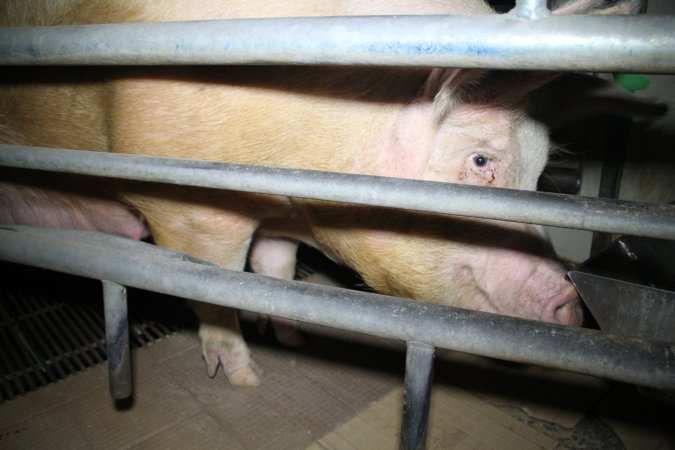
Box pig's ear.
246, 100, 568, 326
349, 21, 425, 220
426, 68, 559, 120
422, 68, 553, 120
425, 0, 648, 119
550, 0, 646, 15
421, 68, 486, 117
527, 73, 667, 129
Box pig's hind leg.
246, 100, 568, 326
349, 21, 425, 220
130, 190, 262, 387
248, 236, 306, 347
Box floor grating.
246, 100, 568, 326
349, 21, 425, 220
0, 261, 195, 403
0, 244, 358, 404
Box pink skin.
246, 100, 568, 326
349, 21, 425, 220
0, 180, 148, 240
456, 240, 582, 325
248, 235, 306, 346
435, 214, 583, 326
330, 210, 584, 329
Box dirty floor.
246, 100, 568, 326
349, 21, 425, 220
1, 313, 674, 449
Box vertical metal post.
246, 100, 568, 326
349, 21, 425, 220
401, 342, 435, 450
512, 0, 550, 19
102, 280, 132, 399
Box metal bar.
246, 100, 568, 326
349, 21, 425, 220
0, 297, 48, 388
0, 226, 673, 390
0, 326, 24, 399
401, 342, 435, 450
0, 321, 29, 397
512, 0, 550, 19
591, 117, 631, 257
22, 291, 78, 375
67, 300, 107, 363
102, 280, 132, 400
1, 15, 674, 73
41, 292, 97, 368
1, 145, 673, 239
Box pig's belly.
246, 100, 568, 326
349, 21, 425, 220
0, 179, 148, 240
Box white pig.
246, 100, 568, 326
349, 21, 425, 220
0, 0, 645, 386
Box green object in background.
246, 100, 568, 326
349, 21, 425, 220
613, 73, 651, 93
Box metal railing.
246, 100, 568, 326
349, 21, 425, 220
1, 3, 675, 449
2, 225, 674, 384
1, 14, 674, 72
1, 146, 673, 239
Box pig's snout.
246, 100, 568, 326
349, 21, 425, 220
545, 284, 583, 326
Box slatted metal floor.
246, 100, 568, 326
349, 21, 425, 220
0, 261, 194, 403
0, 244, 360, 404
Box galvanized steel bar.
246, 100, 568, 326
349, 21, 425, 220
102, 280, 132, 400
1, 14, 674, 73
1, 145, 673, 239
512, 0, 550, 19
401, 342, 435, 450
0, 226, 673, 390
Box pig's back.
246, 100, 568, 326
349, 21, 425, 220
0, 2, 112, 151
2, 0, 493, 26
112, 0, 494, 22
1, 0, 489, 169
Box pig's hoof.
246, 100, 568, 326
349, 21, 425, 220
272, 319, 307, 347
275, 328, 307, 348
203, 341, 262, 387
228, 366, 261, 387
205, 357, 262, 387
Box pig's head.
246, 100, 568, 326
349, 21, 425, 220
305, 0, 647, 327
306, 69, 583, 325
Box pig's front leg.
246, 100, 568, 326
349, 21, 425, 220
134, 193, 262, 387
248, 236, 305, 347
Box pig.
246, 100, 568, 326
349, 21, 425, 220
0, 0, 645, 387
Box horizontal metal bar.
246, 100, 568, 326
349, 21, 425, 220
1, 145, 673, 239
1, 15, 674, 73
0, 225, 673, 390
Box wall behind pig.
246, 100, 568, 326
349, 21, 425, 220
546, 0, 675, 263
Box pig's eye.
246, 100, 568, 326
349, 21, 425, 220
473, 155, 488, 167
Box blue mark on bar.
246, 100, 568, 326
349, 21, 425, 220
464, 44, 499, 56
356, 41, 503, 58
26, 45, 41, 58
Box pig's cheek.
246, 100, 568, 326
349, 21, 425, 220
482, 251, 567, 319
452, 264, 499, 313
458, 168, 496, 186
452, 248, 538, 317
